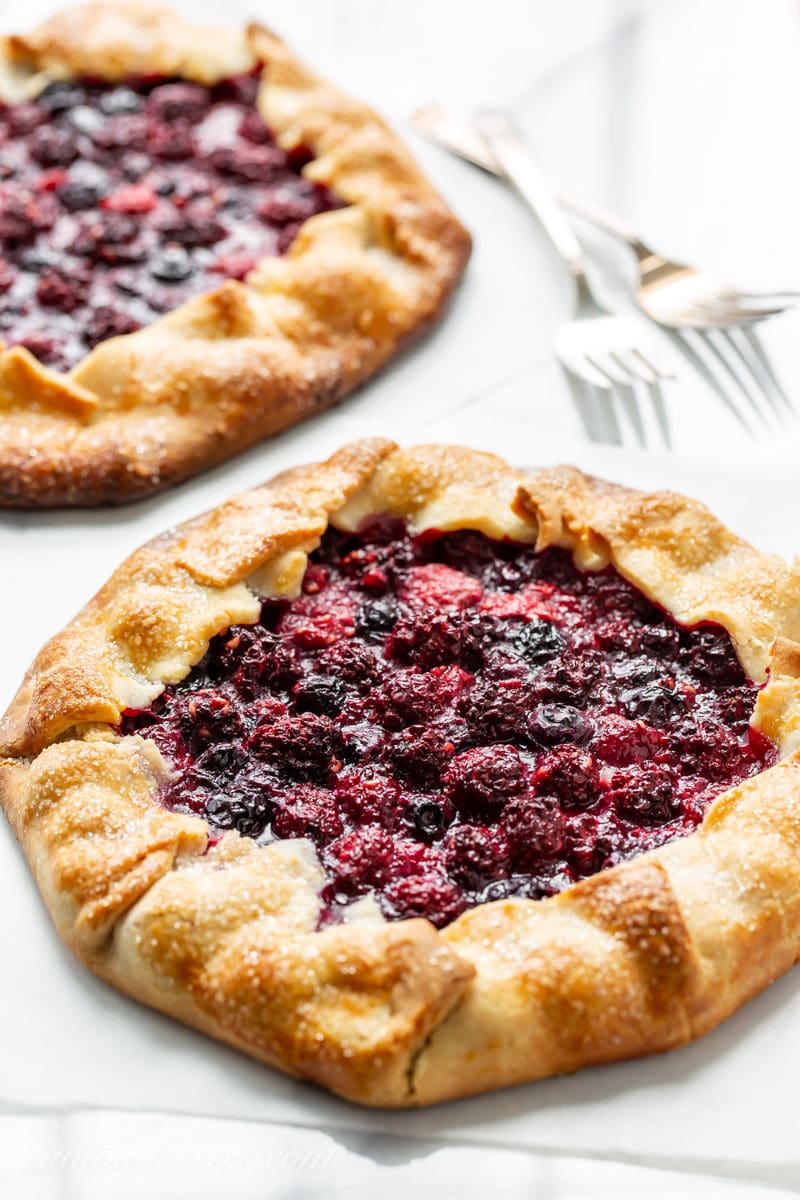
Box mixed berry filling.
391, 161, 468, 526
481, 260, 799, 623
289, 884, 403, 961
121, 523, 776, 928
0, 74, 339, 370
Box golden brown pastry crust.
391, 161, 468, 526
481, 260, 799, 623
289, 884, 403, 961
3, 440, 800, 1107
0, 5, 470, 507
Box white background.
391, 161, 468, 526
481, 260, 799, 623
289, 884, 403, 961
2, 0, 800, 1196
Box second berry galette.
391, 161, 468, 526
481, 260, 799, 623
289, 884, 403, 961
0, 5, 469, 506
3, 441, 800, 1106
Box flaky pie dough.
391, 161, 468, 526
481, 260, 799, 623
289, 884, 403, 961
3, 440, 800, 1106
0, 6, 470, 506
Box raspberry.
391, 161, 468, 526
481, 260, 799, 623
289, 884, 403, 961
592, 713, 662, 766
35, 268, 90, 313
279, 589, 355, 649
534, 746, 600, 811
209, 250, 258, 280
102, 184, 157, 214
6, 102, 47, 135
378, 665, 471, 729
388, 609, 484, 671
213, 626, 300, 695
84, 306, 141, 347
148, 123, 195, 161
317, 641, 380, 688
156, 206, 226, 247
400, 563, 482, 610
257, 182, 325, 225
30, 127, 78, 167
444, 744, 527, 816
238, 109, 271, 144
380, 875, 467, 929
147, 83, 211, 122
534, 651, 602, 705
390, 838, 444, 878
209, 143, 285, 182
16, 334, 64, 366
384, 725, 455, 788
95, 114, 151, 151
443, 824, 510, 889
271, 785, 343, 845
324, 827, 393, 895
608, 766, 680, 827
173, 688, 244, 753
249, 712, 343, 782
334, 774, 401, 828
480, 583, 558, 620
502, 794, 565, 869
459, 677, 532, 742
563, 815, 613, 877
0, 189, 56, 243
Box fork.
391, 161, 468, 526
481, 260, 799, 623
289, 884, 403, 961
412, 104, 797, 432
476, 111, 672, 447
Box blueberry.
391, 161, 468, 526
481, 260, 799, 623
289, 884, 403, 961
191, 744, 246, 787
204, 793, 270, 839
639, 624, 680, 658
150, 246, 194, 283
355, 597, 398, 641
513, 619, 566, 665
99, 87, 143, 116
39, 82, 87, 112
291, 675, 347, 717
402, 798, 451, 842
58, 181, 103, 211
527, 703, 592, 746
624, 683, 685, 726
20, 246, 60, 270
67, 105, 104, 135
121, 152, 151, 181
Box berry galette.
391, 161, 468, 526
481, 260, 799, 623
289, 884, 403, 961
0, 6, 469, 506
3, 440, 800, 1106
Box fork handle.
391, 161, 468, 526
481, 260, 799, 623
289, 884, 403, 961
559, 194, 654, 261
416, 105, 657, 263
477, 111, 588, 284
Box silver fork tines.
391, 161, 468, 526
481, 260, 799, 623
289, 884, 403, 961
477, 112, 673, 448
413, 104, 798, 442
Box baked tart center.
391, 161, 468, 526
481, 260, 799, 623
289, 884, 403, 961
0, 73, 339, 370
121, 523, 776, 927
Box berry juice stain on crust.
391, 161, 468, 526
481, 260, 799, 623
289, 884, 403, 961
0, 75, 339, 370
121, 524, 777, 928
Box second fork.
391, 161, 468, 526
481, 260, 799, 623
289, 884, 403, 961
477, 111, 673, 447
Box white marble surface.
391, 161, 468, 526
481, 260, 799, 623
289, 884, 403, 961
2, 0, 800, 1196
